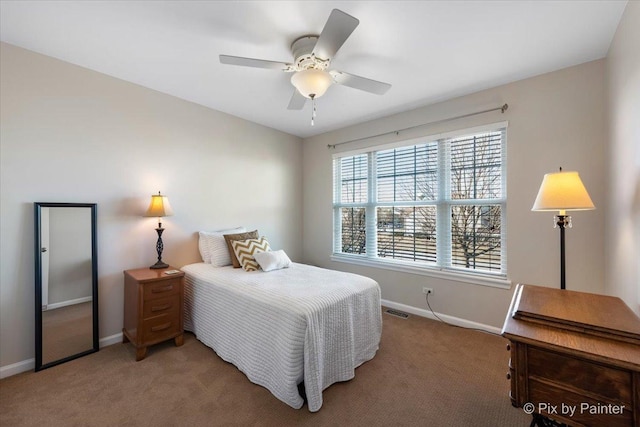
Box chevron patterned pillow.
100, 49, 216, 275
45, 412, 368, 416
231, 237, 271, 271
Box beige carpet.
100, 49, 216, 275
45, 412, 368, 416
1, 309, 530, 426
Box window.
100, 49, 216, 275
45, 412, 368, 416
333, 123, 507, 280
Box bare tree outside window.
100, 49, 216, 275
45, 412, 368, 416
451, 205, 501, 270
341, 208, 366, 254
449, 132, 502, 271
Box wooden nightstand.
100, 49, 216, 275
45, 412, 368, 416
122, 267, 184, 361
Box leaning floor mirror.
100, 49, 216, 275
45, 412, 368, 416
34, 202, 99, 371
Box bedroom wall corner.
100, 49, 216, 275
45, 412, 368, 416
302, 59, 607, 329
604, 0, 640, 315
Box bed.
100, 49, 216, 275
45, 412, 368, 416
182, 262, 382, 412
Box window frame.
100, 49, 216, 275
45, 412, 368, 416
332, 122, 510, 289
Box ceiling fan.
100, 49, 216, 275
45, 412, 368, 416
219, 9, 391, 124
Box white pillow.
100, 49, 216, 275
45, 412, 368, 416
254, 249, 291, 272
198, 227, 245, 266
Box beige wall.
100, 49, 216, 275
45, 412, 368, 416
0, 43, 303, 371
302, 60, 607, 328
605, 1, 640, 315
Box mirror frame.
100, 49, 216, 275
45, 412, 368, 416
34, 202, 99, 371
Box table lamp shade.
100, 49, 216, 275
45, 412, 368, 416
532, 170, 595, 212
145, 192, 174, 217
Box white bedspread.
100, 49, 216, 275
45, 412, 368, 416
182, 262, 382, 412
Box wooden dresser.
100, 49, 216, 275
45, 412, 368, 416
122, 267, 184, 361
502, 284, 640, 427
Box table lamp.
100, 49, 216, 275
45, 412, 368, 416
144, 191, 174, 269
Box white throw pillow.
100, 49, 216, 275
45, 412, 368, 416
198, 227, 245, 266
254, 249, 291, 272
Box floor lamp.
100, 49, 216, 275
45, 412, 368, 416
144, 191, 174, 269
532, 168, 595, 290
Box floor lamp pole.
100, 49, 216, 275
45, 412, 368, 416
558, 215, 567, 289
556, 214, 568, 290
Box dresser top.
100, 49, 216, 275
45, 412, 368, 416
512, 284, 640, 342
502, 284, 640, 369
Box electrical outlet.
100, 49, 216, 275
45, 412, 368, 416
422, 287, 433, 295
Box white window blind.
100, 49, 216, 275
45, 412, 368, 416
333, 123, 507, 278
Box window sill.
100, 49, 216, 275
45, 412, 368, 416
330, 254, 512, 289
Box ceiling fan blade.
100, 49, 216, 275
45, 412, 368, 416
219, 55, 291, 70
312, 9, 359, 60
331, 71, 391, 95
287, 89, 307, 110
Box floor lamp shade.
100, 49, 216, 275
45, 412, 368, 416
144, 192, 174, 269
532, 170, 595, 213
531, 169, 595, 290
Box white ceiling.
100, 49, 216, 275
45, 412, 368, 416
0, 1, 627, 138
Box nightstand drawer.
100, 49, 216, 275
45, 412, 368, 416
141, 313, 180, 344
142, 295, 180, 319
143, 278, 180, 300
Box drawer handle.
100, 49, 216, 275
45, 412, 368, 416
151, 303, 171, 312
152, 285, 173, 293
506, 344, 511, 351
151, 322, 171, 332
506, 372, 511, 380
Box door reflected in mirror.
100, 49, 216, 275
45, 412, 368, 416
35, 203, 98, 371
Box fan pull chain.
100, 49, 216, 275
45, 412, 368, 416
311, 94, 316, 126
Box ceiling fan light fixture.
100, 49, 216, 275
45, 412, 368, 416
291, 69, 333, 99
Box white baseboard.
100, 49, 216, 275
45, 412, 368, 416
0, 333, 123, 379
0, 358, 35, 380
44, 296, 92, 311
100, 332, 122, 348
381, 299, 502, 335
